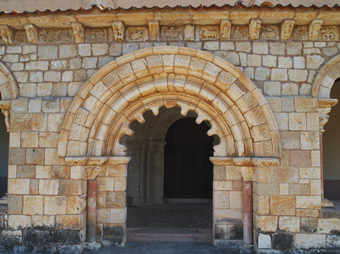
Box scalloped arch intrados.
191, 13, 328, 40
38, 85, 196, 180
0, 61, 18, 100
58, 46, 281, 158
312, 54, 340, 98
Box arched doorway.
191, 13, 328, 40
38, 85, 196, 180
125, 107, 214, 242
59, 46, 281, 246
323, 78, 340, 200
164, 118, 213, 199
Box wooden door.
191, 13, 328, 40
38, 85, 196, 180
164, 118, 214, 199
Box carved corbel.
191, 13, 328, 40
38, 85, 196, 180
0, 101, 11, 132
0, 25, 13, 45
112, 21, 125, 42
220, 20, 231, 40
71, 22, 85, 43
148, 20, 160, 41
184, 25, 195, 41
249, 19, 261, 40
318, 98, 338, 132
281, 19, 295, 40
24, 24, 39, 43
309, 19, 323, 41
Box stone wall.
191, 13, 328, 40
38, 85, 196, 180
0, 23, 340, 253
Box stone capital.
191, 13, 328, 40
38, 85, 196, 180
318, 98, 338, 132
0, 100, 11, 132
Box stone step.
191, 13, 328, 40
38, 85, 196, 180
127, 228, 213, 243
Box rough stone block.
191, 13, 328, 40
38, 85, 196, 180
270, 196, 295, 215
8, 195, 23, 214
67, 196, 86, 214
272, 233, 293, 250
8, 179, 30, 194
38, 46, 58, 60
59, 179, 86, 195
23, 195, 43, 215
279, 216, 300, 232
301, 218, 317, 232
258, 233, 271, 249
258, 216, 278, 232
26, 148, 44, 164
56, 214, 84, 230
290, 150, 311, 167
296, 196, 321, 209
44, 196, 67, 215
214, 191, 230, 209
39, 180, 59, 195
8, 215, 31, 229
271, 167, 298, 183
317, 218, 340, 234
17, 165, 35, 178
295, 233, 326, 249
32, 215, 55, 227
59, 45, 77, 58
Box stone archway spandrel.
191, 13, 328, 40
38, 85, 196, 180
58, 46, 281, 159
312, 54, 340, 98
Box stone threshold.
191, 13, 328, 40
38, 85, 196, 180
321, 200, 340, 218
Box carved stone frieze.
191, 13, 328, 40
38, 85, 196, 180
161, 26, 183, 40
85, 28, 108, 42
13, 30, 28, 44
231, 25, 249, 40
71, 22, 85, 43
309, 19, 323, 41
220, 20, 231, 40
281, 19, 295, 40
25, 24, 39, 43
0, 101, 11, 132
249, 19, 261, 40
112, 21, 125, 42
0, 25, 14, 45
184, 25, 194, 41
292, 26, 308, 40
320, 26, 339, 41
260, 25, 279, 40
126, 27, 149, 42
148, 20, 159, 41
200, 26, 219, 40
39, 28, 73, 43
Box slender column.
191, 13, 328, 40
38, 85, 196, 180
243, 181, 253, 245
320, 133, 324, 198
87, 179, 97, 242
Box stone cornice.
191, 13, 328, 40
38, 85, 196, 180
209, 157, 280, 167
0, 7, 340, 30
65, 156, 131, 166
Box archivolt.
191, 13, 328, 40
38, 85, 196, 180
312, 54, 340, 98
59, 46, 281, 158
0, 61, 18, 100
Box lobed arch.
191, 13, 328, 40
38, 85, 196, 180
59, 46, 281, 159
312, 54, 340, 99
0, 61, 18, 100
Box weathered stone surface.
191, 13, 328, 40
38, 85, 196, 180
279, 216, 300, 232
258, 216, 277, 232
270, 196, 295, 215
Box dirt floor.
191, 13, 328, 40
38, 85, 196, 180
127, 202, 212, 229
84, 242, 255, 254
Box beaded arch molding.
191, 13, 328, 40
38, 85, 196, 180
58, 46, 281, 159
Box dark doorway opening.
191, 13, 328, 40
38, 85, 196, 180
164, 118, 213, 199
324, 78, 340, 200
0, 111, 8, 198
126, 109, 215, 243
